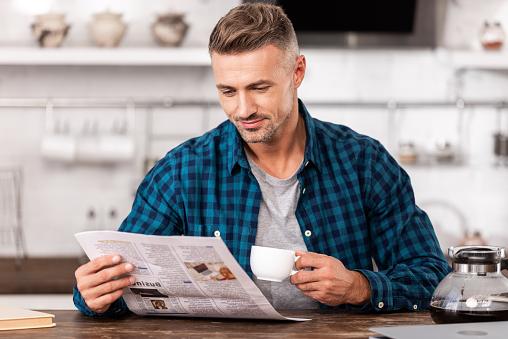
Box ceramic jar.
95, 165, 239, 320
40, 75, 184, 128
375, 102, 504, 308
31, 13, 70, 48
398, 142, 418, 166
89, 11, 127, 48
434, 140, 456, 164
151, 13, 189, 47
480, 21, 505, 50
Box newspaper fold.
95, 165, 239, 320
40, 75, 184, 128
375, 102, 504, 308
75, 231, 310, 321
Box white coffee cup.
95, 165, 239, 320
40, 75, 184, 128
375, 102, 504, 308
250, 245, 300, 282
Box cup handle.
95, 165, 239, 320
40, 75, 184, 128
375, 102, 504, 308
290, 255, 301, 276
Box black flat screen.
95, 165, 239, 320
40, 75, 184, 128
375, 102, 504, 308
276, 0, 417, 33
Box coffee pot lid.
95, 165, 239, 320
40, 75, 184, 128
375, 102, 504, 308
449, 245, 505, 264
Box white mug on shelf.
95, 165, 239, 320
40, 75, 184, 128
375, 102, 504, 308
41, 134, 76, 162
77, 135, 134, 164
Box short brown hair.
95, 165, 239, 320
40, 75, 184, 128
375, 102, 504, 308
208, 2, 299, 62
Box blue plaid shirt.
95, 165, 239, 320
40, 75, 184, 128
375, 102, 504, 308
74, 99, 450, 317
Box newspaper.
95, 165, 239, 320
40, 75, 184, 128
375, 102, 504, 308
75, 231, 309, 321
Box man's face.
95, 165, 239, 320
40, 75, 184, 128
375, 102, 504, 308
211, 45, 301, 144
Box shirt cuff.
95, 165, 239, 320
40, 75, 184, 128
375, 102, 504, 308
73, 286, 129, 317
354, 269, 393, 312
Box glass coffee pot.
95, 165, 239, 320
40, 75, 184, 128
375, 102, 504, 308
430, 246, 508, 323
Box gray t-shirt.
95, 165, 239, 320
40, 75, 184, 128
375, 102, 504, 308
247, 155, 319, 310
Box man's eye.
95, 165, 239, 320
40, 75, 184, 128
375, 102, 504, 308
254, 87, 269, 92
222, 90, 235, 97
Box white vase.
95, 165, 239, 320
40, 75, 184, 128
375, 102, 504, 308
89, 11, 127, 48
151, 13, 189, 47
31, 13, 70, 48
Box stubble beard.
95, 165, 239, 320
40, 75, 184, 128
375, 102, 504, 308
235, 110, 292, 144
236, 117, 276, 144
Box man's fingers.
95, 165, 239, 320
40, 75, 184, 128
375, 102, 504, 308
78, 262, 134, 291
295, 250, 306, 257
295, 252, 327, 270
86, 289, 124, 313
75, 254, 122, 277
93, 263, 135, 287
295, 281, 321, 292
74, 254, 136, 314
301, 290, 326, 304
82, 275, 135, 301
290, 269, 321, 285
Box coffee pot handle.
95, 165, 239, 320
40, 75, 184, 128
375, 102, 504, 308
502, 258, 508, 271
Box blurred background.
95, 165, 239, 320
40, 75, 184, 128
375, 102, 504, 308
1, 0, 508, 308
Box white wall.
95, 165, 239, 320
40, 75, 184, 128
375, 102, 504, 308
0, 0, 508, 256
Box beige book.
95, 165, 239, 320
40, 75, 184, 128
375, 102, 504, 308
0, 306, 55, 331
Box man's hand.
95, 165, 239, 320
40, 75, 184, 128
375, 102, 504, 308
290, 251, 371, 306
75, 254, 136, 314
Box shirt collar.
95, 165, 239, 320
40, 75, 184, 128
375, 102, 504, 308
226, 98, 323, 175
226, 121, 250, 174
298, 98, 324, 173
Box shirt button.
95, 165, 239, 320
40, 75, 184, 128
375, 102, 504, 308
302, 187, 306, 195
304, 161, 309, 167
377, 301, 384, 309
214, 230, 221, 237
413, 304, 418, 310
304, 230, 312, 237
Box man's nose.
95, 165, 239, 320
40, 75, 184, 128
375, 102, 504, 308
236, 92, 256, 119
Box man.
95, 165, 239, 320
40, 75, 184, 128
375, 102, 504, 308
73, 3, 450, 317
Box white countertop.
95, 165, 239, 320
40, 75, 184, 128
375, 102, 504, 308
0, 294, 75, 310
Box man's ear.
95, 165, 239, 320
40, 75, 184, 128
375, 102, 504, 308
293, 55, 306, 89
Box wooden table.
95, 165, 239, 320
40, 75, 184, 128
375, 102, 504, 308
5, 310, 435, 338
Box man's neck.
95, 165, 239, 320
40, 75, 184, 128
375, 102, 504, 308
244, 108, 306, 179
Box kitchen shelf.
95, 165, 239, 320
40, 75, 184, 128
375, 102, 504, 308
450, 50, 508, 71
0, 47, 211, 66
2, 47, 507, 70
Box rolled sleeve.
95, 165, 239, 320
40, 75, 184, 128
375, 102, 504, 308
354, 269, 393, 311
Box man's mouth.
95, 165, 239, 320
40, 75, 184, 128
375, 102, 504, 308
239, 118, 265, 129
